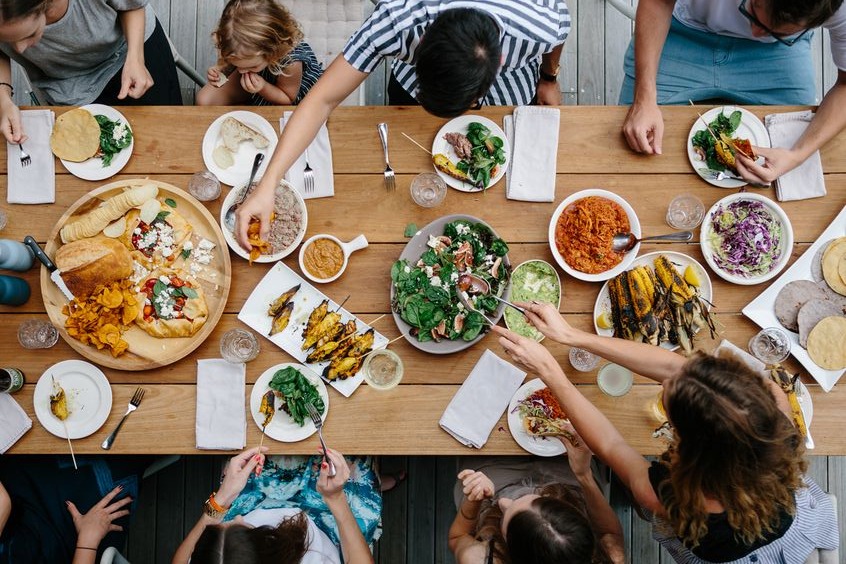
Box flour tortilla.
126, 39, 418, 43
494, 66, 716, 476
822, 237, 846, 296
806, 316, 846, 370
51, 108, 100, 162
774, 280, 827, 332
798, 299, 845, 348
811, 239, 834, 282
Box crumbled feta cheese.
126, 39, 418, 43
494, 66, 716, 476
158, 275, 170, 284
450, 271, 459, 283
426, 235, 440, 249
430, 275, 442, 288
198, 238, 215, 251
456, 224, 470, 235
134, 227, 142, 235
424, 266, 434, 278
112, 122, 127, 141
182, 241, 193, 251
161, 247, 173, 258
403, 265, 411, 274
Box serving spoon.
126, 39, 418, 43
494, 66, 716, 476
456, 273, 526, 316
611, 230, 693, 253
223, 152, 265, 231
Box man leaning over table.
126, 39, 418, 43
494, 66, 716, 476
235, 0, 570, 249
621, 0, 846, 185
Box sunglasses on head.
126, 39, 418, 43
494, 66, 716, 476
737, 0, 811, 46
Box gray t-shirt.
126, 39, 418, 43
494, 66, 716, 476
0, 0, 156, 105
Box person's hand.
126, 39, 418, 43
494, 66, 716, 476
734, 146, 802, 186
207, 66, 222, 85
491, 324, 561, 379
240, 72, 266, 95
119, 56, 154, 99
536, 80, 561, 105
560, 423, 593, 480
0, 98, 26, 144
516, 301, 579, 344
622, 101, 664, 155
457, 469, 494, 501
235, 183, 276, 249
216, 446, 269, 506
66, 485, 132, 548
316, 448, 350, 502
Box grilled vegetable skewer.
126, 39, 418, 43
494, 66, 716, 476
50, 375, 77, 470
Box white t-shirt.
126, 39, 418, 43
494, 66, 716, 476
672, 0, 846, 69
242, 508, 342, 564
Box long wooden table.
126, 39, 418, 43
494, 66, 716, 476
3, 106, 845, 455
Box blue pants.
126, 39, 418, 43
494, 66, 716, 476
619, 17, 816, 105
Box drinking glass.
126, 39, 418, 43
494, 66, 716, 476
666, 193, 705, 230
597, 363, 633, 397
649, 389, 667, 423
363, 349, 403, 390
748, 327, 791, 365
569, 347, 600, 372
220, 329, 260, 363
0, 208, 8, 231
410, 173, 447, 207
188, 170, 222, 201
17, 319, 58, 349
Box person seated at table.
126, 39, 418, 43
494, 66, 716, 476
233, 0, 570, 250
620, 0, 846, 185
491, 302, 839, 563
195, 0, 323, 107
173, 447, 379, 564
448, 435, 625, 563
0, 455, 145, 564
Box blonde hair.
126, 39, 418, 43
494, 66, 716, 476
214, 0, 303, 75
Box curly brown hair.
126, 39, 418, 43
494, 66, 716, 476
213, 0, 303, 74
658, 353, 806, 548
0, 0, 51, 22
190, 510, 309, 563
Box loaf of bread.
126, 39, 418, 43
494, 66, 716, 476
221, 117, 269, 152
60, 184, 159, 244
55, 237, 133, 298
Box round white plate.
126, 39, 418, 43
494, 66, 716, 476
59, 104, 133, 181
431, 115, 510, 192
250, 363, 328, 443
33, 360, 112, 439
548, 188, 641, 283
219, 178, 308, 263
687, 106, 770, 188
202, 111, 277, 187
507, 378, 567, 457
593, 251, 713, 350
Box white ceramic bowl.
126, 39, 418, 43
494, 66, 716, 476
298, 233, 368, 284
547, 189, 641, 282
219, 178, 307, 263
699, 193, 793, 285
504, 259, 562, 342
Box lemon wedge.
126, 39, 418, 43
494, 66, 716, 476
684, 265, 702, 287
596, 311, 613, 330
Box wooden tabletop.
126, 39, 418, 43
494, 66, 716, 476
4, 105, 846, 456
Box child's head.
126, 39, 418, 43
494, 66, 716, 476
214, 0, 302, 74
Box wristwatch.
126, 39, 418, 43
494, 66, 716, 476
203, 492, 229, 519
539, 65, 560, 83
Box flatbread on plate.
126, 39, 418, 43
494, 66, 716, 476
822, 237, 846, 296
135, 268, 208, 338
807, 316, 846, 370
51, 108, 100, 162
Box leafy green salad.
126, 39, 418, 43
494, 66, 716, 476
95, 114, 133, 167
691, 109, 741, 172
391, 219, 510, 343
269, 366, 325, 427
458, 122, 507, 189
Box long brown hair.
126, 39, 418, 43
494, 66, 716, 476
0, 0, 51, 22
658, 353, 806, 548
213, 0, 303, 74
190, 511, 309, 564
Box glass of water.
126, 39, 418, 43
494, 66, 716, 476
363, 349, 403, 390
597, 363, 634, 397
569, 347, 600, 372
748, 327, 791, 365
220, 329, 260, 363
666, 193, 705, 230
0, 208, 8, 231
410, 173, 447, 207
18, 319, 58, 349
188, 170, 222, 201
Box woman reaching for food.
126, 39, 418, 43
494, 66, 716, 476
491, 302, 838, 563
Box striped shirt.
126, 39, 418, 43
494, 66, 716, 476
251, 42, 324, 106
343, 0, 570, 106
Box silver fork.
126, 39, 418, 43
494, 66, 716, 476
18, 144, 30, 167
377, 122, 396, 191
303, 147, 315, 194
305, 402, 336, 477
101, 387, 145, 450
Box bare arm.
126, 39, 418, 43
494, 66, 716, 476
448, 470, 494, 562
117, 8, 153, 99
576, 474, 626, 563
0, 53, 24, 143
0, 481, 10, 535
537, 43, 564, 105
318, 449, 373, 563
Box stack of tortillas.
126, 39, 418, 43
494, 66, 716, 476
50, 108, 100, 162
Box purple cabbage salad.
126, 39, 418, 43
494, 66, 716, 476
707, 199, 783, 277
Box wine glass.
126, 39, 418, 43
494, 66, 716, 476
220, 329, 260, 363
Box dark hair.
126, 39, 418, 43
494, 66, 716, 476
190, 511, 309, 564
415, 8, 501, 118
768, 0, 844, 28
0, 0, 50, 22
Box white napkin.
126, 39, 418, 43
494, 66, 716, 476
764, 110, 826, 202
7, 109, 55, 204
196, 359, 246, 450
279, 112, 334, 199
439, 350, 526, 448
503, 106, 559, 202
713, 339, 767, 376
0, 393, 32, 453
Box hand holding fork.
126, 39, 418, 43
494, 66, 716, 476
306, 402, 336, 477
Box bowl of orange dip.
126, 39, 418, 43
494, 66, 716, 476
298, 233, 368, 283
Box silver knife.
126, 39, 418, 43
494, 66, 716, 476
24, 236, 75, 301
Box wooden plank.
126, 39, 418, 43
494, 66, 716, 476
577, 0, 605, 104
560, 0, 578, 105
605, 0, 633, 105
806, 455, 829, 489
827, 456, 846, 557
196, 0, 227, 85
609, 472, 634, 561
167, 0, 200, 104
127, 472, 157, 564
155, 458, 186, 563
182, 456, 214, 538
407, 456, 437, 563
435, 456, 459, 564
378, 455, 409, 564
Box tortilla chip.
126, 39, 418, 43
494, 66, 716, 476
51, 108, 100, 162
807, 316, 846, 370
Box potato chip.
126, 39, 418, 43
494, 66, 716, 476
51, 108, 101, 162
247, 217, 272, 264
64, 279, 136, 357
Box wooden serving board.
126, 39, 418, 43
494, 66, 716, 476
41, 179, 232, 371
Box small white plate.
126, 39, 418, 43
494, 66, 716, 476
687, 106, 770, 188
249, 363, 328, 443
59, 104, 133, 181
202, 111, 277, 186
33, 360, 112, 439
431, 115, 509, 192
507, 378, 567, 457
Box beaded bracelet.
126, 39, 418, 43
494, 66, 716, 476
0, 82, 13, 96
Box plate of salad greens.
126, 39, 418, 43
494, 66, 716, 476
250, 363, 328, 442
686, 105, 769, 189
391, 215, 511, 354
60, 104, 134, 181
431, 115, 509, 192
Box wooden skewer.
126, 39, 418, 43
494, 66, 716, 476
402, 132, 432, 155
333, 295, 350, 312
62, 421, 77, 470
689, 101, 754, 160
365, 313, 385, 326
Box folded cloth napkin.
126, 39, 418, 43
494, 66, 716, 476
7, 109, 55, 204
439, 350, 526, 448
0, 393, 32, 453
279, 112, 334, 199
196, 359, 246, 450
503, 106, 559, 202
764, 110, 826, 202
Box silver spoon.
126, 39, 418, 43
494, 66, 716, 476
611, 230, 693, 253
223, 153, 265, 231
457, 273, 526, 315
